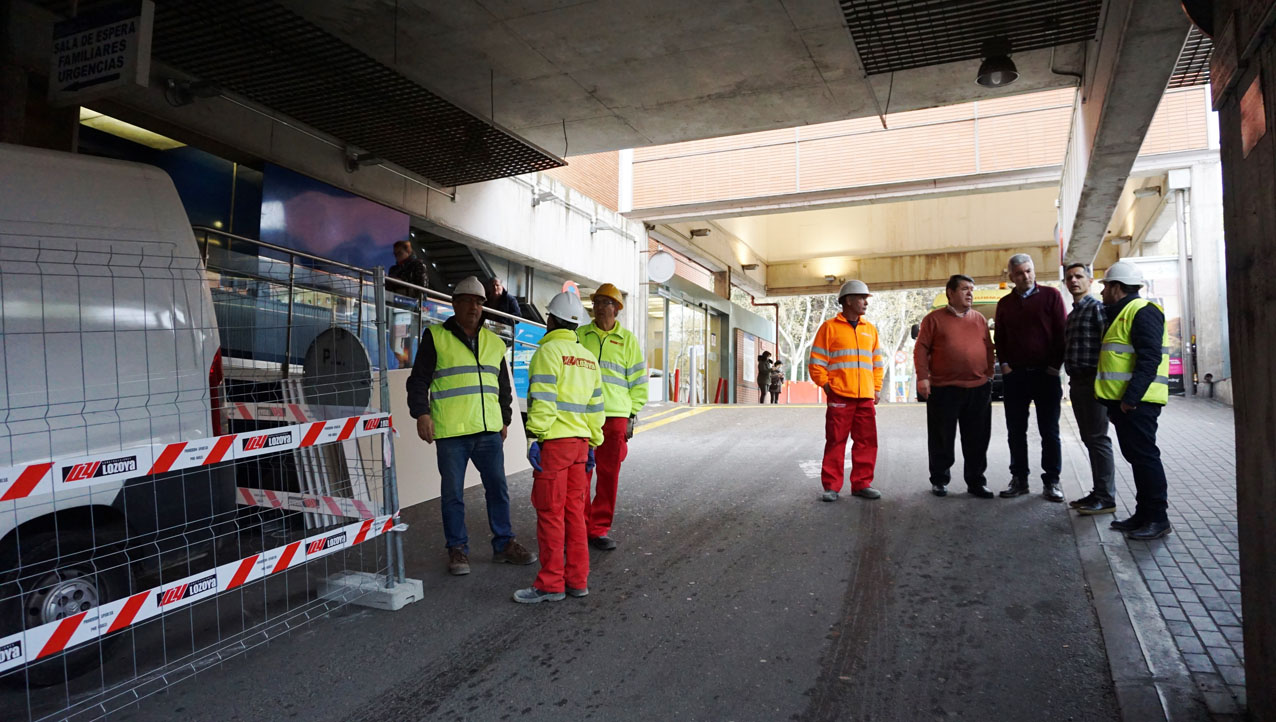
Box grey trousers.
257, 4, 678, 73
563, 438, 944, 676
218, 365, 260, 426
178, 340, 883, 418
1069, 370, 1116, 501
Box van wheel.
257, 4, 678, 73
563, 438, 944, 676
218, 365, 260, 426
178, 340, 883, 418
0, 530, 129, 687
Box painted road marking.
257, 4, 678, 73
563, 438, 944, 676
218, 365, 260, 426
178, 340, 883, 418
634, 407, 712, 434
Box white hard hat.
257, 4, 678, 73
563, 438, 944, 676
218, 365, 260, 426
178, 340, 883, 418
547, 291, 587, 325
837, 279, 871, 299
1100, 262, 1145, 287
453, 275, 487, 300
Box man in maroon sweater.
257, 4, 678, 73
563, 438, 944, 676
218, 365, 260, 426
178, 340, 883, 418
915, 274, 996, 498
994, 254, 1068, 501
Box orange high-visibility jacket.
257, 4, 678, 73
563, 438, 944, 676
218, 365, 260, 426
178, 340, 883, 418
808, 314, 885, 399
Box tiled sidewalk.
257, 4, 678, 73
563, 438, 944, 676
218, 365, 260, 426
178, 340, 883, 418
1085, 398, 1244, 716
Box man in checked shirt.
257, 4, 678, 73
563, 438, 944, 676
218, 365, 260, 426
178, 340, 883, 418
1063, 263, 1117, 515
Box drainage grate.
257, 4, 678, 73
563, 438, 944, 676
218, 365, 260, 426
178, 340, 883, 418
1169, 26, 1212, 89
840, 0, 1102, 76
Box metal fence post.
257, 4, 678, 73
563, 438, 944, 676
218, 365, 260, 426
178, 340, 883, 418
374, 267, 405, 585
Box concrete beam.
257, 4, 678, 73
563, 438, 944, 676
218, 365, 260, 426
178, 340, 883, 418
1058, 0, 1191, 266
765, 244, 1058, 296
626, 166, 1061, 225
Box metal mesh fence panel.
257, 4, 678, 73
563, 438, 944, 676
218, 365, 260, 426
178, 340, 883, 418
0, 228, 402, 720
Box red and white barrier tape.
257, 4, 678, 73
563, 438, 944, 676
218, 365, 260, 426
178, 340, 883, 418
237, 487, 378, 520
226, 402, 310, 424
0, 413, 394, 504
0, 511, 402, 676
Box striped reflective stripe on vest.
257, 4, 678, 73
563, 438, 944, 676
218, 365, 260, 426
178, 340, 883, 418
1097, 372, 1171, 385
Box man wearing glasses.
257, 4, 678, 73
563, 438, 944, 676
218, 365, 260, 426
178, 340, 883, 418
577, 284, 648, 551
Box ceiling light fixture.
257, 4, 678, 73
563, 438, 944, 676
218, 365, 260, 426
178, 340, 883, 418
976, 37, 1019, 88
689, 228, 710, 237
741, 263, 759, 271
824, 274, 837, 283
1133, 186, 1163, 198
532, 190, 555, 207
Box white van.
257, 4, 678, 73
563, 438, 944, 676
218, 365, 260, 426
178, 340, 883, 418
0, 143, 233, 683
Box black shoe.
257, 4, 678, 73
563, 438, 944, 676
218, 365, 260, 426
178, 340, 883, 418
1042, 483, 1064, 502
1069, 492, 1096, 509
999, 478, 1029, 498
1126, 520, 1172, 540
967, 485, 995, 499
1075, 498, 1116, 515
589, 536, 618, 551
1110, 516, 1144, 532
931, 484, 948, 497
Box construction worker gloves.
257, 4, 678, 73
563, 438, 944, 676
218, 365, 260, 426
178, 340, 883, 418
528, 441, 542, 472
526, 440, 596, 473
626, 416, 636, 440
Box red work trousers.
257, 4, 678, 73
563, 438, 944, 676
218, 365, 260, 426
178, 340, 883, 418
587, 417, 629, 538
532, 438, 590, 593
821, 396, 878, 492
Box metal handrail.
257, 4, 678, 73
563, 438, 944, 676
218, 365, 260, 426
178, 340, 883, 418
194, 225, 546, 329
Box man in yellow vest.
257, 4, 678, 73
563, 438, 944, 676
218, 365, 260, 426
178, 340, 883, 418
577, 283, 647, 550
406, 276, 537, 576
1096, 262, 1172, 541
515, 292, 606, 603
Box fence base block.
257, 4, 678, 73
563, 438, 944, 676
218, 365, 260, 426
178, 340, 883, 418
319, 571, 423, 611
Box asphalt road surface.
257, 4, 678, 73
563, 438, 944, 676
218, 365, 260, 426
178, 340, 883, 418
111, 403, 1119, 722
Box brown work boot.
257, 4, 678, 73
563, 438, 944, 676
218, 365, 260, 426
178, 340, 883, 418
447, 547, 470, 576
493, 540, 537, 565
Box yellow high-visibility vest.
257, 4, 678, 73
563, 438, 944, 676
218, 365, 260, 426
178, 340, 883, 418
578, 322, 648, 418
527, 329, 605, 446
427, 324, 505, 438
1095, 298, 1170, 405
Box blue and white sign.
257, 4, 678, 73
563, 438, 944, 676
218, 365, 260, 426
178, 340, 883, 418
512, 325, 546, 400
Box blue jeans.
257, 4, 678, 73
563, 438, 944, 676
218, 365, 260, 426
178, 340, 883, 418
435, 432, 514, 554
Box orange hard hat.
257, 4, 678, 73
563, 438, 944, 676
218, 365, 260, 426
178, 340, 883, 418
592, 283, 624, 310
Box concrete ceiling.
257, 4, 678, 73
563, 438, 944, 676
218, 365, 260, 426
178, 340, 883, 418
277, 0, 1086, 155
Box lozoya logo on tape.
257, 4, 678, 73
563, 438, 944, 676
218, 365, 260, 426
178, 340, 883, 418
307, 531, 347, 554
61, 455, 138, 483
156, 574, 217, 606
0, 640, 20, 664
241, 431, 293, 452
362, 417, 390, 431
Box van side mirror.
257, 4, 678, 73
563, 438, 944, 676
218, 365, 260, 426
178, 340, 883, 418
910, 323, 920, 340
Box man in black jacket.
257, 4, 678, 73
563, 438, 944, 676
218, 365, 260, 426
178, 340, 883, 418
1096, 262, 1172, 541
406, 275, 535, 575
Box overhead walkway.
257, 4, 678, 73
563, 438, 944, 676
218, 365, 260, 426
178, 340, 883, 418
91, 400, 1239, 722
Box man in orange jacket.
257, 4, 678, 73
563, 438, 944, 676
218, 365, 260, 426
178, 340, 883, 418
808, 280, 885, 502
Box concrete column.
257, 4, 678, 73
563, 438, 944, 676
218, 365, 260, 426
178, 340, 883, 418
1212, 2, 1276, 718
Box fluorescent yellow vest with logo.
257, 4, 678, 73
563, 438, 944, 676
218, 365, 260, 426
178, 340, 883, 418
1095, 298, 1170, 405
527, 329, 606, 446
427, 324, 505, 438
577, 322, 648, 418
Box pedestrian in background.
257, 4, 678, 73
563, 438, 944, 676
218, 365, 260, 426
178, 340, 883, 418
1063, 263, 1117, 515
516, 292, 605, 604
388, 240, 428, 299
756, 350, 773, 404
406, 275, 536, 576
577, 283, 647, 551
1097, 262, 1173, 540
914, 274, 996, 499
808, 280, 885, 502
769, 360, 784, 404
484, 276, 522, 322
994, 254, 1068, 502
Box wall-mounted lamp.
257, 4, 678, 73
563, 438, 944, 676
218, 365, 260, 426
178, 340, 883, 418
1133, 186, 1163, 199
591, 219, 616, 235
1109, 235, 1133, 245
689, 228, 711, 237
824, 274, 837, 283
532, 190, 556, 207
741, 263, 760, 271
976, 37, 1018, 88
